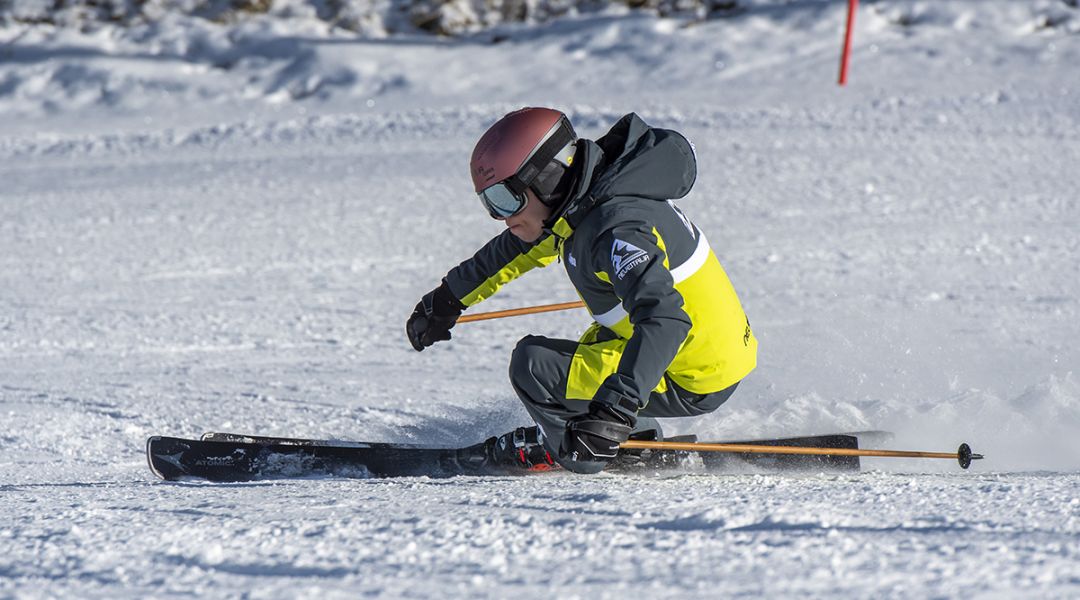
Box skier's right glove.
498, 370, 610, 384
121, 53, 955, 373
406, 281, 466, 352
565, 398, 637, 462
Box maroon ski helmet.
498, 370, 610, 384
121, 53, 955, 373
470, 107, 577, 197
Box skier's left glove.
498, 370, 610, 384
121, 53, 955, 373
406, 281, 466, 352
565, 397, 638, 462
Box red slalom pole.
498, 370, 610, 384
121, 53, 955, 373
838, 0, 859, 85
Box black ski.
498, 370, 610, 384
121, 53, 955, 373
200, 430, 890, 447
200, 430, 870, 471
148, 431, 882, 481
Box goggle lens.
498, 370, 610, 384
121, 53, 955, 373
478, 183, 527, 219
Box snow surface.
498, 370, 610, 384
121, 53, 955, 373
2, 0, 1079, 597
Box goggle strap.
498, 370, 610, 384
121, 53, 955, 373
516, 118, 575, 188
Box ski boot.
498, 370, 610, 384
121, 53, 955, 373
458, 426, 557, 473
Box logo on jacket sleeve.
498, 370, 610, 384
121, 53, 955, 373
611, 239, 650, 280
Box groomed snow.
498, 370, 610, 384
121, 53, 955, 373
2, 0, 1079, 597
3, 473, 1078, 597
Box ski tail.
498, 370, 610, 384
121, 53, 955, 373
698, 433, 862, 471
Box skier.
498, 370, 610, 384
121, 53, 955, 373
407, 108, 757, 474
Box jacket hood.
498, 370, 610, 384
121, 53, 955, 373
551, 113, 697, 234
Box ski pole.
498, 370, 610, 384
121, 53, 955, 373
620, 440, 983, 469
458, 300, 585, 323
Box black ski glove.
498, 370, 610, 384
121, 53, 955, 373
406, 281, 466, 352
565, 397, 638, 462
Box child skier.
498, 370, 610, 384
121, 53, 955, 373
407, 108, 757, 474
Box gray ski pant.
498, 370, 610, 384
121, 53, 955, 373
509, 334, 740, 474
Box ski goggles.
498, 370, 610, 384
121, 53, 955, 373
478, 181, 529, 219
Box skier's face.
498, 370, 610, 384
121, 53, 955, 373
504, 188, 552, 243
